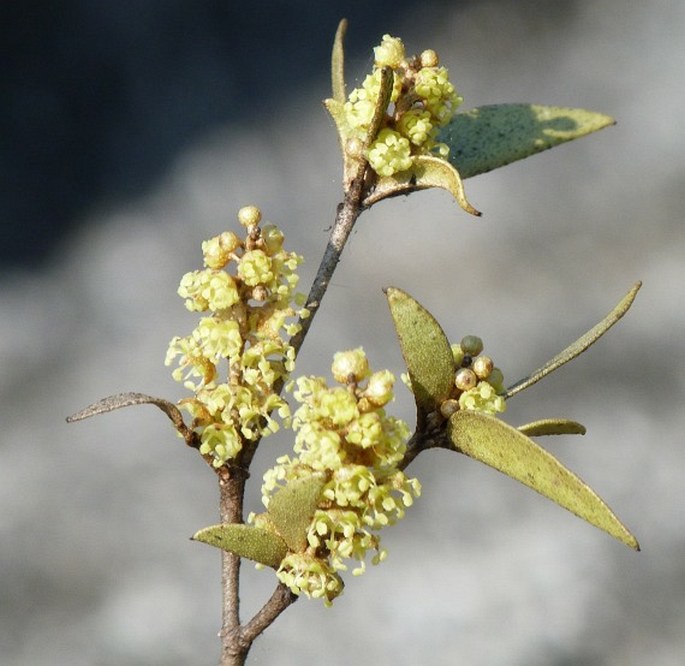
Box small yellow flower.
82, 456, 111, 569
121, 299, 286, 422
199, 422, 241, 467
458, 381, 507, 415
276, 552, 344, 606
237, 249, 274, 287
367, 129, 413, 177
196, 317, 243, 360
343, 70, 402, 133
373, 34, 405, 68
414, 66, 463, 126
202, 231, 241, 269
396, 109, 434, 147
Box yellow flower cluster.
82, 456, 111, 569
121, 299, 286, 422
259, 348, 420, 604
343, 34, 463, 177
439, 335, 506, 417
165, 206, 308, 467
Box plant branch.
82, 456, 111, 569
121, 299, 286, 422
216, 42, 394, 666
287, 68, 393, 361
241, 584, 299, 647
218, 467, 247, 664
287, 198, 363, 358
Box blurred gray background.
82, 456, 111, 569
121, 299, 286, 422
1, 1, 683, 664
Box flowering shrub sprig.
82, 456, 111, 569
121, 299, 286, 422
65, 19, 640, 663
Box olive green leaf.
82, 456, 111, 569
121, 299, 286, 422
518, 419, 586, 437
192, 524, 288, 569
267, 475, 327, 552
439, 104, 616, 179
363, 155, 481, 216
331, 18, 348, 103
505, 282, 641, 399
447, 410, 639, 550
385, 287, 455, 414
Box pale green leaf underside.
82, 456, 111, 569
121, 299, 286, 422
518, 419, 586, 437
385, 287, 455, 414
192, 524, 288, 569
268, 475, 326, 552
440, 104, 616, 180
411, 155, 480, 215
364, 155, 481, 216
448, 411, 639, 550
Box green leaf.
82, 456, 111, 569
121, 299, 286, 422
364, 155, 481, 216
447, 411, 639, 550
505, 282, 641, 399
518, 419, 586, 437
192, 524, 288, 568
439, 104, 616, 180
268, 475, 327, 552
385, 287, 455, 414
331, 19, 348, 103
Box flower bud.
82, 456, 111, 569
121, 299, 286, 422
260, 224, 284, 254
460, 335, 484, 356
420, 49, 439, 68
238, 205, 262, 227
487, 367, 504, 391
202, 231, 241, 269
373, 34, 405, 68
363, 370, 395, 407
251, 285, 268, 302
455, 367, 477, 391
331, 348, 369, 383
440, 398, 460, 418
345, 137, 364, 160
472, 355, 494, 379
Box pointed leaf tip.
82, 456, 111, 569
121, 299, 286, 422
448, 411, 639, 550
385, 287, 455, 414
440, 104, 616, 180
411, 155, 481, 216
363, 155, 481, 215
193, 524, 288, 568
505, 282, 641, 399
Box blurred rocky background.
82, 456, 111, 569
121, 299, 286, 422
1, 1, 683, 664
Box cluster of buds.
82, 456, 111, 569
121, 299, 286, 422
165, 205, 308, 467
254, 348, 421, 604
441, 335, 506, 417
343, 34, 463, 177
